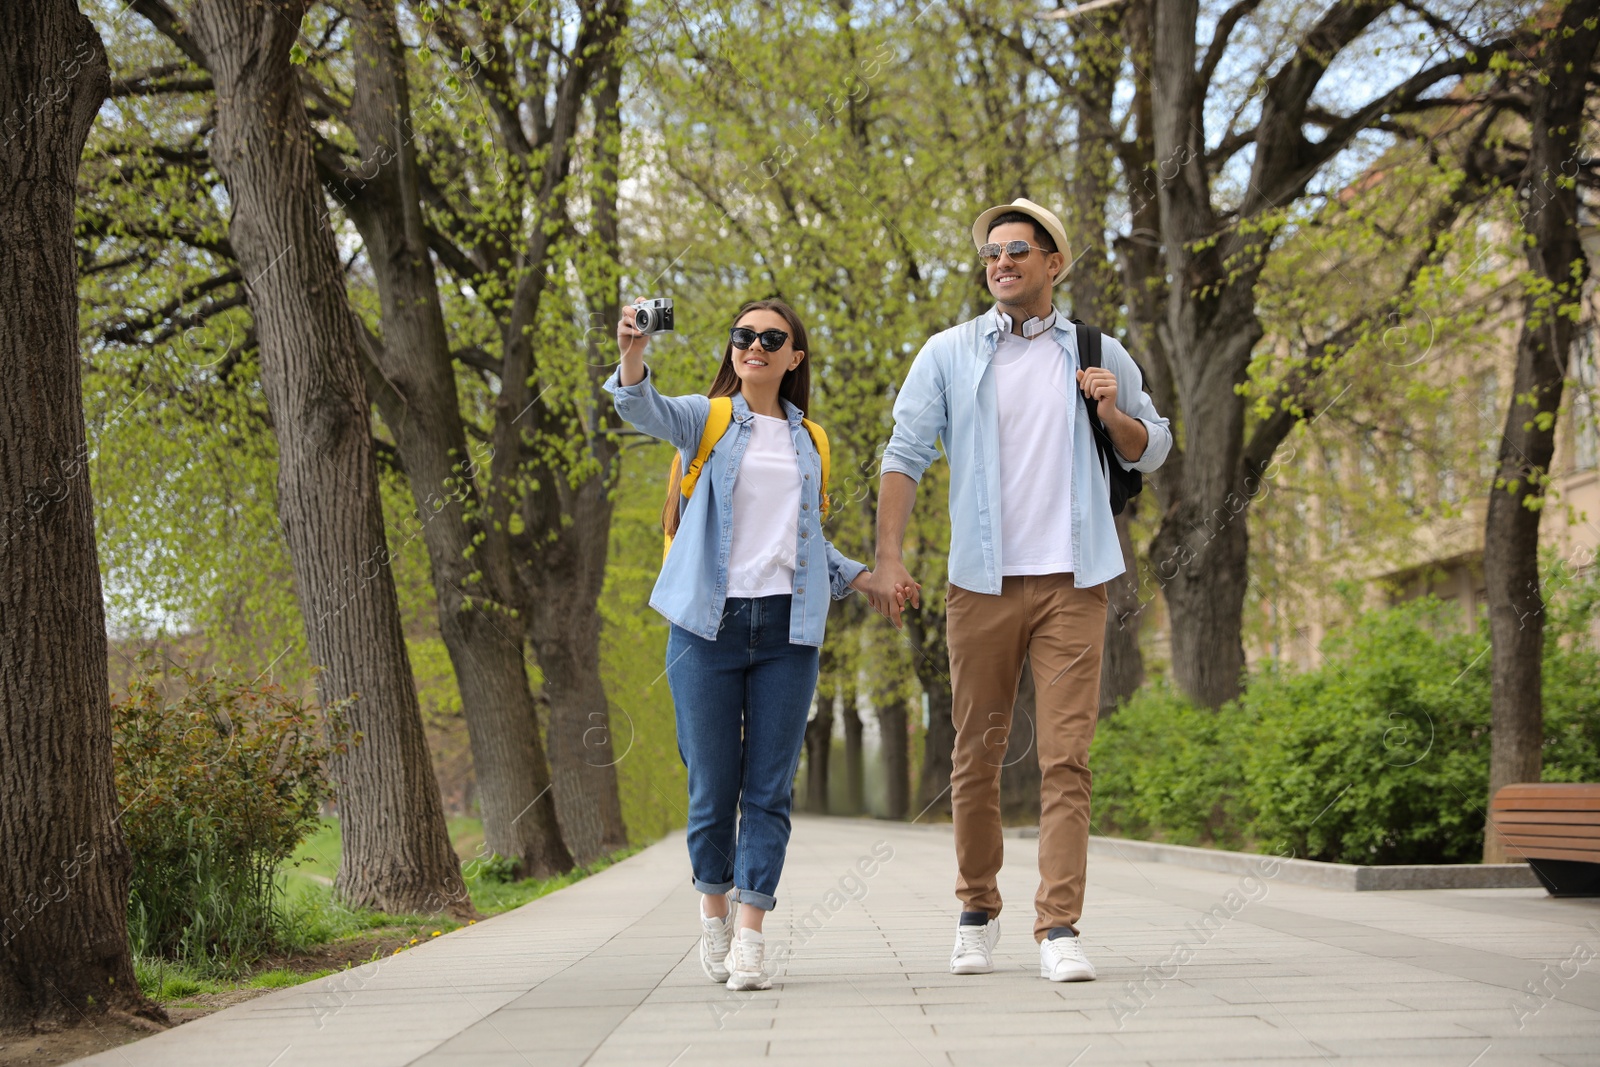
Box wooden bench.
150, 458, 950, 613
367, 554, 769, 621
1490, 783, 1600, 897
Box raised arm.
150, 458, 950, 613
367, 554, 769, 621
616, 298, 649, 387
602, 300, 710, 452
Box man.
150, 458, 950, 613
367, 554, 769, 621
864, 198, 1170, 982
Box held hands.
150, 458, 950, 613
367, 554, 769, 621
855, 561, 922, 630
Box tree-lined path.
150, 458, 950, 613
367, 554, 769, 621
73, 817, 1600, 1066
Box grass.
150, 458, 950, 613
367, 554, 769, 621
134, 817, 643, 1005
135, 959, 340, 1004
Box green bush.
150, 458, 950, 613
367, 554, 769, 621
1242, 601, 1493, 864
1093, 588, 1600, 865
113, 659, 352, 970
1089, 684, 1251, 849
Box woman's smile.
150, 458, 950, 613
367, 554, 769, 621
731, 309, 796, 387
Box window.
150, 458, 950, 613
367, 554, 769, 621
1360, 430, 1379, 481
1436, 409, 1459, 504
1398, 440, 1418, 511
1572, 325, 1598, 472
1479, 371, 1501, 480
1321, 445, 1343, 549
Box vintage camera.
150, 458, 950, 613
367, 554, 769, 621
634, 298, 674, 335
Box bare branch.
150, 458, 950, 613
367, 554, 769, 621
428, 12, 531, 157
426, 224, 482, 285
128, 0, 209, 71
78, 209, 236, 260
1396, 0, 1476, 50
99, 270, 246, 346
452, 345, 500, 377
1240, 109, 1500, 472
1244, 37, 1513, 222
109, 66, 211, 96
1198, 0, 1264, 93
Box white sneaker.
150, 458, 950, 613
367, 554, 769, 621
724, 928, 771, 991
1040, 934, 1096, 982
950, 917, 1000, 974
699, 900, 732, 983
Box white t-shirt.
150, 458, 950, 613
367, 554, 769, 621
725, 413, 802, 597
993, 329, 1075, 576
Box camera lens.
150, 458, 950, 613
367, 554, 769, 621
635, 308, 651, 331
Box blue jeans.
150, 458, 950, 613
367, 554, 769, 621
665, 595, 820, 911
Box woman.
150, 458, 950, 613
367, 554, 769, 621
605, 297, 870, 991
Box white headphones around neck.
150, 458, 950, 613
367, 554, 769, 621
997, 309, 1058, 339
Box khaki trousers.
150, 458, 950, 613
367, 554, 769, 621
947, 574, 1107, 941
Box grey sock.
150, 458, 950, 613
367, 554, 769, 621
1047, 926, 1077, 940
959, 910, 989, 926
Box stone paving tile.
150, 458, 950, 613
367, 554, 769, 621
69, 816, 1600, 1066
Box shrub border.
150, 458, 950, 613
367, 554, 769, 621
1022, 831, 1540, 891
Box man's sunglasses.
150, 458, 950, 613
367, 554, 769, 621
978, 240, 1054, 264
730, 326, 790, 352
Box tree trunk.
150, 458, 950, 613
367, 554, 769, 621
337, 0, 572, 880
1000, 659, 1042, 822
186, 0, 471, 916
1100, 504, 1146, 717
1141, 0, 1263, 709
1149, 446, 1254, 709
521, 31, 629, 863
841, 680, 864, 814
472, 0, 628, 867
804, 695, 834, 815
1482, 1, 1600, 862
1126, 0, 1504, 709
1065, 6, 1145, 718
878, 698, 911, 821
0, 2, 157, 1031
907, 605, 953, 820
524, 477, 628, 861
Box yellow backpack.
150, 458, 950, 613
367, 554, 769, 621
661, 396, 831, 561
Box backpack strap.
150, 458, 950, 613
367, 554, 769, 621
1074, 319, 1102, 372
664, 401, 830, 563
1073, 318, 1117, 463
679, 396, 734, 502
662, 397, 734, 562
801, 418, 831, 518
1072, 318, 1145, 516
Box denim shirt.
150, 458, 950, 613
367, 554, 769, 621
603, 365, 868, 646
881, 305, 1172, 593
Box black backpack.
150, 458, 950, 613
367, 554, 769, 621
1072, 319, 1143, 516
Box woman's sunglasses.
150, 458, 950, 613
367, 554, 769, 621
978, 240, 1054, 264
730, 326, 790, 353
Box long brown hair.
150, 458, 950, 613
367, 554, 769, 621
661, 298, 813, 537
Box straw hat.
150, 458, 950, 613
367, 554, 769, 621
971, 197, 1071, 285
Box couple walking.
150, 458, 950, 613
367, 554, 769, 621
604, 198, 1172, 992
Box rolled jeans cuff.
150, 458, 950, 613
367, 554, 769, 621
734, 887, 777, 911
693, 876, 734, 896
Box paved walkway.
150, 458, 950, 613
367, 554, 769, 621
78, 817, 1600, 1067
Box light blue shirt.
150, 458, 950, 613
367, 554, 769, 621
881, 305, 1172, 593
603, 365, 868, 645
